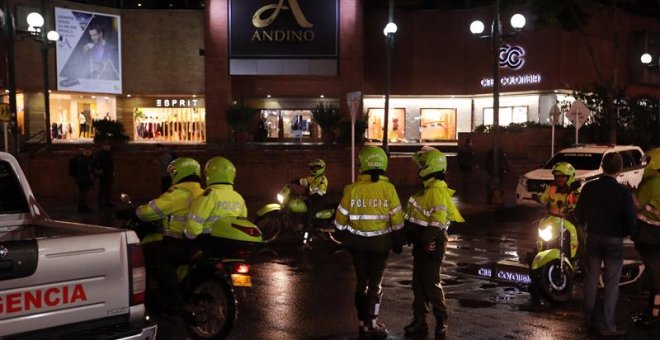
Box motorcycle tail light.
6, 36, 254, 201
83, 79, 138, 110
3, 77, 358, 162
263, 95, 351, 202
235, 263, 250, 274
232, 223, 262, 237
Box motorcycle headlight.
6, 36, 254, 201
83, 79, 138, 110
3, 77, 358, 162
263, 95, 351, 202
276, 193, 284, 204
539, 225, 553, 242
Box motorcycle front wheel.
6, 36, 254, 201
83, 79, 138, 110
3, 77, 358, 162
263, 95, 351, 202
185, 278, 237, 339
533, 259, 574, 303
255, 211, 284, 243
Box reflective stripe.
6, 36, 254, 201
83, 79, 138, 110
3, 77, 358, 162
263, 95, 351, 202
170, 215, 187, 223
188, 213, 205, 224
164, 230, 183, 239
184, 228, 197, 240
206, 216, 221, 223
349, 214, 390, 221
389, 205, 402, 215
148, 201, 166, 218
406, 215, 429, 227
335, 220, 348, 230
408, 197, 430, 217
406, 215, 449, 230
202, 227, 212, 234
645, 204, 660, 217
429, 221, 449, 230
337, 205, 349, 215
429, 205, 448, 214
342, 225, 391, 237
638, 213, 660, 227
391, 222, 404, 231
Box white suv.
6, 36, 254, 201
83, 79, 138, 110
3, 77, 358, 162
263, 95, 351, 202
516, 145, 646, 207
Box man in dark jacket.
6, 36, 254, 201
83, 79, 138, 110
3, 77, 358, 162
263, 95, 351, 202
70, 147, 96, 213
574, 152, 637, 336
95, 142, 114, 208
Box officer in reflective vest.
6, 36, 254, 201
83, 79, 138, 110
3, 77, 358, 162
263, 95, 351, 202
540, 162, 580, 217
403, 147, 464, 338
334, 146, 405, 339
186, 157, 247, 246
137, 157, 204, 315
292, 158, 328, 235
633, 147, 660, 325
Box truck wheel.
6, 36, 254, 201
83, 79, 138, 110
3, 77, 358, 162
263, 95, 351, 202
533, 259, 574, 303
255, 211, 283, 243
185, 278, 236, 339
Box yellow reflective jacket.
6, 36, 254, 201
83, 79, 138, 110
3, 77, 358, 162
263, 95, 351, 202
186, 184, 248, 239
334, 175, 404, 253
540, 184, 579, 216
299, 174, 328, 196
136, 181, 204, 237
405, 178, 465, 230
636, 176, 660, 227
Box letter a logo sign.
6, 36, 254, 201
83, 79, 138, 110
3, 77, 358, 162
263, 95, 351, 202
252, 0, 313, 28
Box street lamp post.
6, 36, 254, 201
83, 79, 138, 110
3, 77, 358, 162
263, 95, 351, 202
469, 0, 525, 204
382, 0, 396, 154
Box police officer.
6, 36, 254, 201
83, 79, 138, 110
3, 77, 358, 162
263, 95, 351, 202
334, 146, 405, 339
540, 162, 580, 217
186, 157, 247, 247
633, 148, 660, 326
403, 147, 464, 338
292, 158, 328, 237
137, 157, 204, 315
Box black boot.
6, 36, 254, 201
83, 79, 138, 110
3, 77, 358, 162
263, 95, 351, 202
404, 316, 428, 334
355, 293, 368, 335
434, 311, 448, 338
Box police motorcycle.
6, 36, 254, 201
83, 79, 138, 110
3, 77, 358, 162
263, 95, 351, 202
529, 181, 582, 303
116, 193, 263, 339
254, 183, 341, 248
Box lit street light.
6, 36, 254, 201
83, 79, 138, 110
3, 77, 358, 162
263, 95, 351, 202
469, 0, 525, 204
1, 6, 59, 153
382, 0, 396, 153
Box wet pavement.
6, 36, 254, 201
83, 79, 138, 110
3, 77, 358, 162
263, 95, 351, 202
39, 192, 660, 340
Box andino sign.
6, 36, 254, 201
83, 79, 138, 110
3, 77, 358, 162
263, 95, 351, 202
229, 0, 338, 58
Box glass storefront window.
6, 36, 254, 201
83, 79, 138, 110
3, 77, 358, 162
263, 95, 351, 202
49, 93, 117, 141
259, 109, 318, 140
366, 108, 405, 142
134, 107, 206, 142
420, 108, 457, 141
484, 106, 528, 126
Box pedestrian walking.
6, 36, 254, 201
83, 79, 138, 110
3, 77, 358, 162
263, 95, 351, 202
334, 146, 405, 339
95, 141, 115, 208
574, 152, 637, 336
404, 147, 464, 338
457, 137, 475, 202
68, 147, 95, 213
632, 147, 660, 327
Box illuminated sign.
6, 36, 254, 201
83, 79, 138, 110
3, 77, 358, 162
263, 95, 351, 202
230, 0, 338, 58
477, 267, 531, 285
155, 99, 200, 108
499, 44, 525, 70
480, 74, 542, 87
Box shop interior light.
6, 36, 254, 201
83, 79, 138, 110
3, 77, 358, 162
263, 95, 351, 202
320, 94, 324, 98
640, 53, 653, 64
383, 22, 397, 36
266, 94, 271, 98
470, 20, 485, 35
26, 12, 44, 29
510, 14, 526, 30
47, 30, 60, 42
127, 94, 132, 97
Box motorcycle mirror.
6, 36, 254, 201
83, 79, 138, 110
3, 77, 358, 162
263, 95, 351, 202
120, 193, 132, 204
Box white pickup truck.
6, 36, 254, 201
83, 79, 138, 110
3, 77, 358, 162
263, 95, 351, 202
0, 152, 157, 339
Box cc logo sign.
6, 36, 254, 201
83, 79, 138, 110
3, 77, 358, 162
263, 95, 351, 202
499, 44, 525, 70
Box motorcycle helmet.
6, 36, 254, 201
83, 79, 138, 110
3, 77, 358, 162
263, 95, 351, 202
309, 159, 326, 176
643, 147, 660, 179
412, 146, 447, 178
358, 146, 388, 173
551, 162, 576, 186
168, 158, 201, 185
205, 156, 236, 185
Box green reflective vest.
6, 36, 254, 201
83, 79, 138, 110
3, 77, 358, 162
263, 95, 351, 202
186, 184, 248, 239
136, 181, 204, 236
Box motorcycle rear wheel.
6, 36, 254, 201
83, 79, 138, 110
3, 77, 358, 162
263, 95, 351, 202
255, 211, 284, 243
533, 259, 574, 303
185, 278, 237, 339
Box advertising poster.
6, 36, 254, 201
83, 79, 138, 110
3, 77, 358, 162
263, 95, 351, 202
55, 8, 121, 94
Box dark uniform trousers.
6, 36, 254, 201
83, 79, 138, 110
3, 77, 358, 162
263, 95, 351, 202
143, 236, 191, 313
349, 249, 389, 323
411, 231, 448, 321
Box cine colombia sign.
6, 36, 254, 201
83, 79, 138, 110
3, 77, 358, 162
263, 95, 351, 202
229, 0, 339, 58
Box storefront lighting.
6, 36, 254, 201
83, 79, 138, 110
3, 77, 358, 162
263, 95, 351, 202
640, 53, 653, 64
26, 12, 45, 30
47, 90, 51, 93
320, 94, 324, 98
137, 3, 142, 7
91, 96, 96, 99
4, 90, 9, 93
383, 22, 398, 36
192, 94, 197, 98
104, 97, 109, 100
510, 14, 526, 30
266, 94, 271, 98
127, 94, 132, 98
469, 20, 485, 35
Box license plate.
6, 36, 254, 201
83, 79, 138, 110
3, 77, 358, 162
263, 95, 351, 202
231, 274, 252, 287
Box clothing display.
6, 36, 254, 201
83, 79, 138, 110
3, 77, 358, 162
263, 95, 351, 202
134, 108, 206, 143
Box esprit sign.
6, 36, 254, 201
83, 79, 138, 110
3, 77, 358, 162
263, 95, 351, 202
155, 99, 200, 108
230, 0, 338, 57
